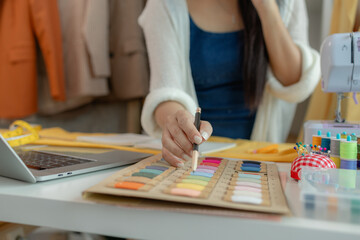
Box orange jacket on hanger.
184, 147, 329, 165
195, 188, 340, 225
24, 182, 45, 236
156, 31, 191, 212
0, 0, 65, 119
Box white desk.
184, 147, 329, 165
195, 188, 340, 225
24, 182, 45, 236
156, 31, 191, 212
0, 163, 359, 240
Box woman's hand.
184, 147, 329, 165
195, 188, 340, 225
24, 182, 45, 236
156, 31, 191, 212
155, 102, 212, 167
251, 0, 302, 86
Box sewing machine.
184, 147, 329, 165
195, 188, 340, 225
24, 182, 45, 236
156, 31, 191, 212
304, 32, 360, 144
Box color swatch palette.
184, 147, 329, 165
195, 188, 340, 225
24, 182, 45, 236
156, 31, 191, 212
84, 154, 289, 214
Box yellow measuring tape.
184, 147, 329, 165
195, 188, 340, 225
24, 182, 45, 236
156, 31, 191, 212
1, 120, 42, 147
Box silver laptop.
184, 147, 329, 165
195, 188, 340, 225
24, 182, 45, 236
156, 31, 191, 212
0, 135, 152, 183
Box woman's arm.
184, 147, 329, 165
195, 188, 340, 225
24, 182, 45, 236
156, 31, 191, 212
252, 0, 302, 86
155, 101, 212, 167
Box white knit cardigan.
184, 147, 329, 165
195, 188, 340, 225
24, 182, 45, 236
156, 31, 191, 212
139, 0, 320, 143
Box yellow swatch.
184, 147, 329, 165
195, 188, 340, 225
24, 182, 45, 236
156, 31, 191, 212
176, 183, 205, 191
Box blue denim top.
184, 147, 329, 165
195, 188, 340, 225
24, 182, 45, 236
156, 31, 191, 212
189, 16, 256, 139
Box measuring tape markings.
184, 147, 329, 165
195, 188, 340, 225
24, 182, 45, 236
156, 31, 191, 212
1, 120, 41, 147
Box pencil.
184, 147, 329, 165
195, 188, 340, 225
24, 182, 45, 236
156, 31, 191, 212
192, 107, 201, 171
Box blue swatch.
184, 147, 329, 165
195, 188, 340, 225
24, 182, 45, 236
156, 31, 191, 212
241, 166, 260, 172
238, 173, 261, 179
242, 163, 261, 168
191, 171, 214, 178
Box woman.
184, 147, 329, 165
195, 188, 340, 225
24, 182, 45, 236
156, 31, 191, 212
139, 0, 320, 167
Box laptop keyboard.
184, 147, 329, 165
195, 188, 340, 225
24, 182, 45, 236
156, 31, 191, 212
17, 151, 93, 170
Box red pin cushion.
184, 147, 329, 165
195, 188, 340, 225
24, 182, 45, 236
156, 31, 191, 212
290, 154, 336, 180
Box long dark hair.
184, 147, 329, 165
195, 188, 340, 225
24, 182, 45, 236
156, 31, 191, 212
238, 1, 269, 111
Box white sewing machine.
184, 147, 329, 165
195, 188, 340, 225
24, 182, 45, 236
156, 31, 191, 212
304, 32, 360, 144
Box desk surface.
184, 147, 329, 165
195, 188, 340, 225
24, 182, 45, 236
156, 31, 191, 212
0, 163, 359, 240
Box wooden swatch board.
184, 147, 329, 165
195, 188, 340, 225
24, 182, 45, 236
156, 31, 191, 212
83, 154, 290, 214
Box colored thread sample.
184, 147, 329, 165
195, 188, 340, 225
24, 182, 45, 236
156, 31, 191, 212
231, 195, 263, 204
181, 179, 208, 186
351, 133, 357, 141
357, 143, 360, 168
170, 188, 201, 197
340, 159, 358, 170
225, 168, 269, 205
197, 165, 218, 171
321, 137, 331, 152
233, 186, 262, 192
191, 171, 213, 178
235, 181, 262, 188
176, 183, 205, 191
237, 177, 262, 184
202, 159, 221, 164
132, 172, 158, 179
330, 155, 341, 169
166, 158, 226, 199
330, 138, 341, 156
241, 166, 260, 172
340, 141, 357, 160
238, 173, 262, 180
341, 132, 347, 139
242, 163, 261, 168
243, 160, 261, 165
312, 135, 322, 147
115, 160, 176, 192
186, 175, 211, 182
139, 168, 164, 175
200, 162, 220, 167
195, 168, 216, 174
114, 181, 145, 190
236, 161, 266, 173
226, 160, 268, 205
232, 190, 262, 198
204, 157, 223, 161
146, 166, 168, 171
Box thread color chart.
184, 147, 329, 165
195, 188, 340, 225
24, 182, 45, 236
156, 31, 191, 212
84, 154, 289, 214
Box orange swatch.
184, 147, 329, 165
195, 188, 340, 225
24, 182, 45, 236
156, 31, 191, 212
170, 188, 201, 197
200, 162, 219, 167
114, 181, 145, 190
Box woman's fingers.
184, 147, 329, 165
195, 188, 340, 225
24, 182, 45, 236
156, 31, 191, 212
162, 147, 184, 168
161, 109, 213, 167
175, 110, 202, 145
162, 126, 191, 161
199, 120, 213, 141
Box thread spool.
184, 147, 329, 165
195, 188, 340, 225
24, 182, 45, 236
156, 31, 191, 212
351, 133, 357, 141
340, 136, 357, 160
340, 159, 358, 170
358, 143, 360, 168
341, 131, 348, 139
330, 133, 341, 156
330, 155, 341, 168
312, 130, 322, 148
321, 132, 331, 152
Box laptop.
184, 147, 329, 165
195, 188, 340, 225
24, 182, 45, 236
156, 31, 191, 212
0, 135, 152, 183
